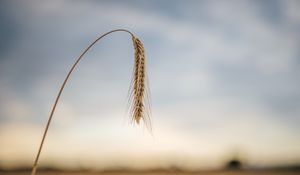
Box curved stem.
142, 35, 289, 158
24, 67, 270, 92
31, 29, 135, 175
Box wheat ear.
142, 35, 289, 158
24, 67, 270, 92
31, 29, 151, 175
128, 36, 152, 130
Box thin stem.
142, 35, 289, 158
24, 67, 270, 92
31, 29, 135, 175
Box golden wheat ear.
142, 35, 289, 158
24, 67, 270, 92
127, 36, 152, 131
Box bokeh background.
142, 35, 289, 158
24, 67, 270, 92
0, 0, 300, 172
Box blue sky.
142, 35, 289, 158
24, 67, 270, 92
0, 0, 300, 170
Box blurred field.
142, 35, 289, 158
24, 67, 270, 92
1, 170, 300, 175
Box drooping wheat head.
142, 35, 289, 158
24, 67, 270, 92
128, 36, 152, 130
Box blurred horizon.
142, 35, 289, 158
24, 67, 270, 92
0, 0, 300, 171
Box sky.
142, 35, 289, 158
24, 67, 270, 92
0, 0, 300, 171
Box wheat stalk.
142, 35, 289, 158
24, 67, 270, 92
30, 29, 151, 175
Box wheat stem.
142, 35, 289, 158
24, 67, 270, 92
30, 29, 151, 175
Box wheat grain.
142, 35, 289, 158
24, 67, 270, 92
127, 36, 151, 130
